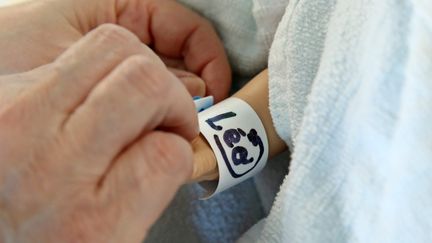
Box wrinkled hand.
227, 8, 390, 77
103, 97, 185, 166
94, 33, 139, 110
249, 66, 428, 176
0, 0, 231, 100
0, 25, 197, 243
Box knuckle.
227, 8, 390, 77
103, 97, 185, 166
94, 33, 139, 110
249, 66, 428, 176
92, 24, 138, 46
91, 24, 162, 65
120, 56, 171, 100
49, 62, 65, 83
144, 132, 193, 179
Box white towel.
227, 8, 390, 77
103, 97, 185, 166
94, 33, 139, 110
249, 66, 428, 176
239, 0, 432, 242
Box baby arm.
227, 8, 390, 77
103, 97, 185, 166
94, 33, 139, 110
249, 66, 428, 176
191, 69, 287, 182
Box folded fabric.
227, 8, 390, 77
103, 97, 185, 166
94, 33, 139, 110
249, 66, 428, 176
246, 0, 432, 242
179, 0, 287, 77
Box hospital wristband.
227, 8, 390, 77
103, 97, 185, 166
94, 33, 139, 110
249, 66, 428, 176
198, 97, 269, 198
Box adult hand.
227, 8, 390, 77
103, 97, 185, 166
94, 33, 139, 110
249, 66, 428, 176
0, 0, 231, 100
0, 24, 197, 242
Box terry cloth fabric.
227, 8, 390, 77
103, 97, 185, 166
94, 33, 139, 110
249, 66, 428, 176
239, 0, 432, 242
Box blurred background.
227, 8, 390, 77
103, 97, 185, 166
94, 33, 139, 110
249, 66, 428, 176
0, 0, 27, 6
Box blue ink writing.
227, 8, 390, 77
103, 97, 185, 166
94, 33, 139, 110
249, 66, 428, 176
205, 112, 236, 131
206, 112, 265, 178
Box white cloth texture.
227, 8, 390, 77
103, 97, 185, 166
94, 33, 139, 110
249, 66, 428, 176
179, 0, 288, 76
242, 0, 432, 242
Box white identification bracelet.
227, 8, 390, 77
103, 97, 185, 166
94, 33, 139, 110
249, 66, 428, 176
198, 97, 269, 198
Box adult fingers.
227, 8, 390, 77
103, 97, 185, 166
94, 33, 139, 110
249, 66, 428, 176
168, 67, 206, 97
99, 131, 193, 241
48, 24, 162, 114
159, 55, 187, 70
64, 55, 198, 173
